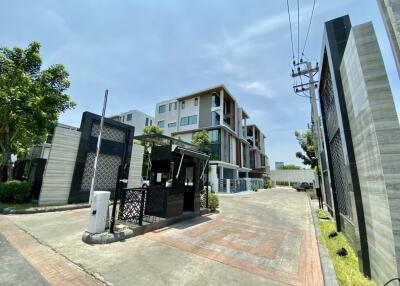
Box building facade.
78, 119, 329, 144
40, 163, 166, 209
377, 0, 400, 76
155, 85, 269, 191
111, 109, 154, 135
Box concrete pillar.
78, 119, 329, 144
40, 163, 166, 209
209, 165, 218, 193
226, 179, 230, 193
220, 89, 224, 126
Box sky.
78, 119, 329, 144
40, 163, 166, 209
1, 0, 399, 168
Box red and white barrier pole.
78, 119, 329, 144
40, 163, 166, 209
89, 89, 108, 205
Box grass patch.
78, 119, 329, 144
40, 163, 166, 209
319, 220, 375, 286
317, 209, 331, 220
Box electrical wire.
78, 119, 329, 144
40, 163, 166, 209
297, 0, 300, 61
286, 0, 295, 60
301, 0, 316, 56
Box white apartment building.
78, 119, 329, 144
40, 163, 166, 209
155, 85, 269, 188
111, 109, 154, 135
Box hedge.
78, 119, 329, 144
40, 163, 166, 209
0, 180, 32, 203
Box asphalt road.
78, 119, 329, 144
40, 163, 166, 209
0, 233, 49, 286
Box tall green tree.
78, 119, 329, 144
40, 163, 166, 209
141, 125, 163, 177
294, 129, 317, 169
0, 41, 75, 180
192, 130, 210, 152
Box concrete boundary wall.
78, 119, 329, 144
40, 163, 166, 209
127, 144, 144, 188
270, 169, 314, 184
341, 22, 400, 285
39, 126, 81, 205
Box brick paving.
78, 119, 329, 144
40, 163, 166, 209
146, 190, 323, 286
0, 215, 105, 286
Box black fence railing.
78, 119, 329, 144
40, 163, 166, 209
118, 188, 146, 225
117, 187, 165, 227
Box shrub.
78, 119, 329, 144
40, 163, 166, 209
306, 189, 317, 200
263, 178, 271, 189
251, 184, 258, 192
208, 191, 219, 212
0, 180, 32, 203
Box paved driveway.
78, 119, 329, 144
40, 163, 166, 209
2, 188, 323, 286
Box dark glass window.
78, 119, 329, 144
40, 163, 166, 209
127, 113, 132, 121
159, 105, 166, 113
157, 120, 165, 128
168, 122, 176, 128
169, 103, 172, 111
212, 93, 220, 107
180, 115, 197, 126
194, 98, 198, 106
145, 118, 149, 126
174, 102, 177, 110
211, 111, 220, 126
181, 101, 185, 109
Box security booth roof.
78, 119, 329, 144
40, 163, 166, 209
133, 133, 209, 161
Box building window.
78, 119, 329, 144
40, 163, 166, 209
169, 103, 172, 111
181, 101, 185, 109
212, 92, 220, 107
159, 105, 166, 113
126, 113, 132, 121
211, 111, 220, 126
150, 120, 152, 125
157, 120, 165, 128
168, 122, 177, 128
174, 102, 177, 110
122, 116, 125, 122
194, 98, 198, 106
208, 130, 220, 143
180, 115, 197, 126
145, 118, 149, 126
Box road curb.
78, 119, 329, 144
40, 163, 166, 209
308, 198, 339, 286
82, 208, 212, 244
2, 203, 90, 215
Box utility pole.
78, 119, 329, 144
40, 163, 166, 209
291, 60, 325, 198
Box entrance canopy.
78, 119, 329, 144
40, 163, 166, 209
133, 134, 200, 151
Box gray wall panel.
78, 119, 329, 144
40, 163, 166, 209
341, 22, 400, 284
39, 127, 81, 205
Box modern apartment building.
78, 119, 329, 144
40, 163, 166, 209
111, 109, 154, 135
155, 85, 269, 184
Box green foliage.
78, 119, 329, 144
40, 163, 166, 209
192, 130, 210, 152
263, 177, 271, 189
276, 181, 290, 186
294, 129, 317, 169
141, 125, 163, 176
319, 221, 375, 286
208, 191, 219, 212
251, 184, 259, 192
142, 125, 163, 135
280, 164, 302, 170
0, 180, 32, 203
0, 41, 75, 180
316, 209, 330, 220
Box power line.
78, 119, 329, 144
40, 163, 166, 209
301, 0, 316, 56
286, 0, 295, 60
297, 0, 300, 61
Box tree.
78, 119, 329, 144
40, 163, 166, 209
141, 125, 163, 177
0, 41, 75, 180
280, 164, 302, 170
192, 130, 210, 152
142, 125, 163, 135
295, 129, 317, 169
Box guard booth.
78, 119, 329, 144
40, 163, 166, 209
113, 134, 209, 228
